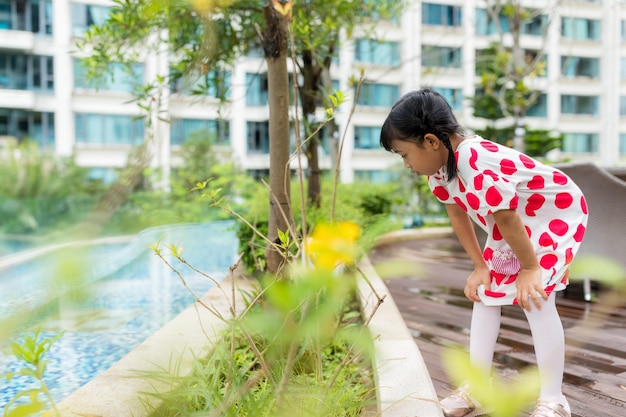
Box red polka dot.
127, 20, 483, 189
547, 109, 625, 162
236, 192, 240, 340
525, 193, 545, 216
477, 213, 486, 226
454, 197, 468, 212
474, 174, 484, 191
433, 186, 449, 201
492, 271, 506, 286
484, 170, 499, 181
483, 247, 494, 261
519, 154, 535, 169
509, 194, 519, 210
492, 224, 502, 240
525, 225, 532, 238
554, 192, 573, 209
504, 274, 518, 284
539, 232, 555, 248
565, 247, 574, 264
500, 159, 517, 175
458, 178, 466, 193
466, 193, 480, 210
574, 223, 586, 242
544, 284, 557, 296
528, 175, 545, 189
540, 253, 558, 270
549, 219, 569, 236
486, 186, 503, 206
580, 196, 588, 214
469, 148, 478, 170
480, 141, 499, 152
484, 290, 506, 298
454, 152, 460, 166
553, 171, 568, 185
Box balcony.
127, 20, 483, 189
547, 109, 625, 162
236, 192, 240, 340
0, 89, 35, 109
0, 30, 35, 51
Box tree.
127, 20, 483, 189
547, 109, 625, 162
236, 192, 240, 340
291, 1, 402, 206
471, 1, 555, 152
262, 0, 292, 272
76, 0, 401, 271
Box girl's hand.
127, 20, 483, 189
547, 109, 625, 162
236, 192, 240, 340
515, 267, 548, 311
464, 267, 491, 302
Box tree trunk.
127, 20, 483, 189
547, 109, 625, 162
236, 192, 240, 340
262, 2, 292, 274
299, 50, 322, 208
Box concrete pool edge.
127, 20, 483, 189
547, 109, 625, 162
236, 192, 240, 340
55, 227, 451, 416
55, 272, 254, 417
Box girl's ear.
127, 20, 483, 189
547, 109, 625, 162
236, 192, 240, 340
423, 133, 441, 149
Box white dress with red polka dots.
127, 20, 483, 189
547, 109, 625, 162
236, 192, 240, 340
428, 136, 588, 306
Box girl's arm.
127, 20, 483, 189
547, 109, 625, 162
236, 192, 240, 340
445, 203, 490, 302
492, 209, 547, 311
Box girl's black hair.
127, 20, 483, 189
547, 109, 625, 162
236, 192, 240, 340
380, 88, 463, 182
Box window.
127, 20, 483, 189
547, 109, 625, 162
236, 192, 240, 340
526, 94, 548, 118
620, 96, 626, 116
421, 45, 462, 69
170, 69, 230, 98
0, 109, 54, 149
561, 95, 599, 116
246, 73, 268, 106
170, 118, 230, 145
562, 17, 600, 41
476, 8, 547, 37
562, 133, 598, 153
354, 38, 400, 66
247, 121, 269, 154
74, 113, 144, 145
620, 133, 626, 155
87, 167, 118, 185
422, 3, 462, 27
356, 83, 399, 107
475, 8, 510, 35
74, 59, 143, 93
0, 0, 52, 34
622, 20, 626, 42
522, 12, 547, 36
621, 58, 626, 81
71, 2, 110, 35
0, 53, 53, 92
433, 87, 463, 111
354, 170, 396, 183
354, 126, 382, 149
561, 56, 599, 78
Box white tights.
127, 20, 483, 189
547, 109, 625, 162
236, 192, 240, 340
468, 291, 570, 413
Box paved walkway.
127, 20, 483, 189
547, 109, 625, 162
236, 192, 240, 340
369, 234, 626, 417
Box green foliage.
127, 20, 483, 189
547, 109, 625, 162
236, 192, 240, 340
231, 178, 402, 273
104, 138, 252, 234
2, 329, 64, 417
0, 142, 103, 234
443, 347, 540, 417
147, 267, 374, 417
523, 129, 562, 158
570, 255, 626, 288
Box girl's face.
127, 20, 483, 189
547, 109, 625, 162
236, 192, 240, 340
390, 135, 447, 176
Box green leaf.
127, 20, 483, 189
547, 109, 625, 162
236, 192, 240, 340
570, 255, 626, 287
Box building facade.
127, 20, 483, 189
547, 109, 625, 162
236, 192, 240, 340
1, 0, 625, 185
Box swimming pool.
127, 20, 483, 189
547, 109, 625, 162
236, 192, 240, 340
0, 221, 238, 410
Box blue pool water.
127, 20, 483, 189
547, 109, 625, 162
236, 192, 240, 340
0, 221, 238, 410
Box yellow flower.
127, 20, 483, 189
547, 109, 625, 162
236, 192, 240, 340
306, 222, 361, 270
189, 0, 235, 14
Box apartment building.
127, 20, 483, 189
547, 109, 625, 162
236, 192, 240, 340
1, 0, 625, 185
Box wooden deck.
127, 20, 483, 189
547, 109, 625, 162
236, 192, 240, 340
368, 235, 626, 417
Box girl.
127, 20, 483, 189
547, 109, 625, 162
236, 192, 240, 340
380, 89, 587, 417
